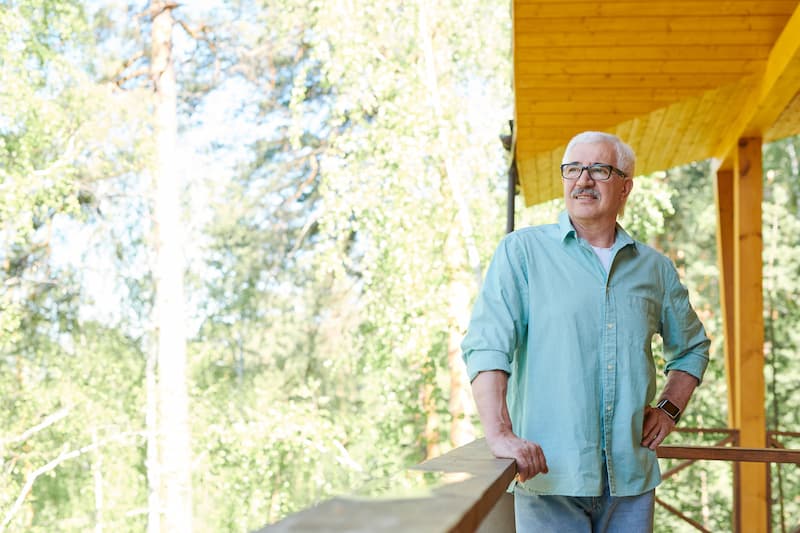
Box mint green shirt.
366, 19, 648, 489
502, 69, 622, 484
462, 211, 710, 497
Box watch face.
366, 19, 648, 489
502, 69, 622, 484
659, 400, 680, 418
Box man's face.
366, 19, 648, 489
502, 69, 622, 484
562, 141, 632, 225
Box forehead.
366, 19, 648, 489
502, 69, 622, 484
565, 142, 617, 165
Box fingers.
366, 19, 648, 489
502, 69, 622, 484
487, 433, 545, 482
514, 441, 548, 482
641, 405, 658, 436
641, 407, 675, 450
532, 443, 549, 475
643, 426, 666, 450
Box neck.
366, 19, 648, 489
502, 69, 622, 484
570, 216, 616, 248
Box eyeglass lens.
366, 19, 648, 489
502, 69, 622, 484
562, 164, 612, 181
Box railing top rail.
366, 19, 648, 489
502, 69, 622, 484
672, 427, 738, 435
657, 445, 800, 464
256, 439, 514, 533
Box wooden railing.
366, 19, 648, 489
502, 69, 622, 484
655, 428, 800, 533
256, 439, 515, 532
257, 436, 800, 533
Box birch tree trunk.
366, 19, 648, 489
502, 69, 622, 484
150, 2, 193, 531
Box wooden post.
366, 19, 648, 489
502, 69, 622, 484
733, 137, 768, 532
714, 166, 740, 532
714, 168, 736, 427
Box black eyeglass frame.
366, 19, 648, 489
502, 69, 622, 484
560, 163, 627, 181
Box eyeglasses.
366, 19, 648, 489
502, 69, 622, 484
560, 163, 627, 181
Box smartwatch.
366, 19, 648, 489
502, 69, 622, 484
656, 398, 682, 423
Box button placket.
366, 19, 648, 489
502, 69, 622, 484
603, 284, 618, 492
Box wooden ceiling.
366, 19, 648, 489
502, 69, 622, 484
514, 0, 800, 206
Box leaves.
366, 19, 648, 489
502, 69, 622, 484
2, 0, 800, 530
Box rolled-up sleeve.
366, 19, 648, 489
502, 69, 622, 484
660, 262, 710, 383
461, 234, 529, 381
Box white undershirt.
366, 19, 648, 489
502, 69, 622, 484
591, 245, 613, 272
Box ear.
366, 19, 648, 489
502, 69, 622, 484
621, 178, 633, 198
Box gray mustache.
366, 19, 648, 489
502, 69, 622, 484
571, 188, 600, 199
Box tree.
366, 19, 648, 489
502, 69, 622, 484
148, 2, 193, 530
5, 0, 799, 530
1, 2, 151, 530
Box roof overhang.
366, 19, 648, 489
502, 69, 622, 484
513, 0, 800, 205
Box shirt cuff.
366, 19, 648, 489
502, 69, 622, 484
465, 349, 512, 382
664, 353, 709, 384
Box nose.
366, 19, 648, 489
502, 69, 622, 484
575, 167, 595, 186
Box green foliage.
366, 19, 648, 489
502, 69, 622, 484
762, 138, 800, 528
1, 0, 151, 530
191, 0, 512, 529
1, 323, 146, 532
3, 0, 800, 531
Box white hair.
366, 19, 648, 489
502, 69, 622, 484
563, 131, 636, 178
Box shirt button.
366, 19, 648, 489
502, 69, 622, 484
607, 323, 614, 329
607, 364, 613, 370
606, 405, 612, 411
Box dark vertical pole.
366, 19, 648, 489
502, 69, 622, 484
502, 120, 517, 234
506, 162, 516, 234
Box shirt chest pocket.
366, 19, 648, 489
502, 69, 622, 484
623, 295, 660, 348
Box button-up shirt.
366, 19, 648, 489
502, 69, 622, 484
462, 211, 710, 497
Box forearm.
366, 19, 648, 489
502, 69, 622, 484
659, 369, 699, 411
471, 370, 513, 439
470, 369, 548, 480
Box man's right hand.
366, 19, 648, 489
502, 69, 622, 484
486, 431, 548, 482
470, 370, 549, 482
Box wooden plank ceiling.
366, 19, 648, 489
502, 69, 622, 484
514, 0, 800, 206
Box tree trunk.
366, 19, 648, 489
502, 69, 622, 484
150, 2, 193, 531
448, 280, 476, 447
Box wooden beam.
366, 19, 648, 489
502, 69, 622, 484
746, 3, 800, 134
733, 137, 768, 532
713, 2, 800, 159
714, 167, 737, 428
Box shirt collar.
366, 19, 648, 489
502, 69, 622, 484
558, 210, 637, 251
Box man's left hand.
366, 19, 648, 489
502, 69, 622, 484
640, 405, 675, 450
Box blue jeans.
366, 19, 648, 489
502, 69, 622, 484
513, 475, 655, 532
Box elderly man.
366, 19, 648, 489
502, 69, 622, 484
461, 131, 710, 531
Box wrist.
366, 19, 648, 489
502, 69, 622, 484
485, 425, 514, 441
656, 398, 682, 423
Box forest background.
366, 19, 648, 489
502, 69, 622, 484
1, 0, 799, 532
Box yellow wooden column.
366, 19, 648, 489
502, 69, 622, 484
715, 165, 742, 531
733, 137, 768, 532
